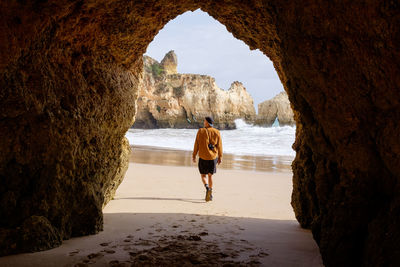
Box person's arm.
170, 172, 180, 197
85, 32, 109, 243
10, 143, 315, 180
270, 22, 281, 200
192, 130, 200, 162
217, 131, 223, 164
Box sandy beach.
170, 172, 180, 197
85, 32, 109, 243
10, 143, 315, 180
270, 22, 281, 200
0, 160, 323, 266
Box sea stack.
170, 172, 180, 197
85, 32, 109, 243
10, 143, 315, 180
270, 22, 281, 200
256, 91, 295, 127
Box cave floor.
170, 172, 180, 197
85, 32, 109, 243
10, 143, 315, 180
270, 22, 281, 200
0, 163, 323, 266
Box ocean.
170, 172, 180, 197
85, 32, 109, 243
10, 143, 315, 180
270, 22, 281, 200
125, 119, 296, 158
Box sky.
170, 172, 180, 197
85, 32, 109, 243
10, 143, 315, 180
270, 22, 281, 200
145, 9, 284, 111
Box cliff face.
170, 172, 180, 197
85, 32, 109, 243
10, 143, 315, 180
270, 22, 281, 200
256, 91, 295, 126
135, 52, 256, 129
1, 1, 400, 266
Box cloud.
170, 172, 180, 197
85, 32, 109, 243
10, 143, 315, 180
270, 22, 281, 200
146, 9, 284, 110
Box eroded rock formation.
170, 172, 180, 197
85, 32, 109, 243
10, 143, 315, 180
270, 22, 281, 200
160, 50, 178, 75
135, 52, 256, 129
256, 91, 295, 126
1, 1, 399, 266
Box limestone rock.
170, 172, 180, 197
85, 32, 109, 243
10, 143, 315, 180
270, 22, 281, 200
256, 91, 295, 126
160, 50, 178, 75
0, 216, 61, 256
135, 53, 256, 129
103, 137, 130, 207
1, 1, 400, 266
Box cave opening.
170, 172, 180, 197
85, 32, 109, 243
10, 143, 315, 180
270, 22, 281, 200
128, 9, 295, 172
103, 8, 318, 266
122, 3, 298, 216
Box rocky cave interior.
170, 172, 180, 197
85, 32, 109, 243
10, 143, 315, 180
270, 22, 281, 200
1, 1, 399, 266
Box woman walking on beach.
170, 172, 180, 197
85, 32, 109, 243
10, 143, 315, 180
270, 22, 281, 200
192, 117, 223, 201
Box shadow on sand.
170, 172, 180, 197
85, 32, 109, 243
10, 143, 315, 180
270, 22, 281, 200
0, 213, 323, 267
113, 197, 205, 204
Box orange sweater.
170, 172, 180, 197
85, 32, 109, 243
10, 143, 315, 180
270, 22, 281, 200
192, 127, 223, 160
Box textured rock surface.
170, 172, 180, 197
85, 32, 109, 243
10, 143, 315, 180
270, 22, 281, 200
0, 0, 139, 255
160, 50, 178, 75
135, 52, 256, 129
1, 1, 400, 266
103, 137, 130, 208
256, 91, 295, 126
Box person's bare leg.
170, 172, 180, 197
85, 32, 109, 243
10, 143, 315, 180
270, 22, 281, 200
202, 174, 210, 201
207, 174, 213, 189
206, 173, 213, 201
201, 174, 207, 187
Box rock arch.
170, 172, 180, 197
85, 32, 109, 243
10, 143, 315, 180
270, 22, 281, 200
1, 1, 399, 266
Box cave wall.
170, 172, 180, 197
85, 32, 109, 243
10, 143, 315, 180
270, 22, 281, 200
1, 1, 399, 266
0, 0, 142, 255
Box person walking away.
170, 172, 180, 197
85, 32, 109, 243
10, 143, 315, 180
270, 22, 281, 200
192, 116, 223, 201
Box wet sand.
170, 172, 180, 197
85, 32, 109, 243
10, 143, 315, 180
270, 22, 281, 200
0, 163, 323, 267
130, 145, 294, 173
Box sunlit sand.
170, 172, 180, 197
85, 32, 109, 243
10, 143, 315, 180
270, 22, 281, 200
0, 158, 322, 266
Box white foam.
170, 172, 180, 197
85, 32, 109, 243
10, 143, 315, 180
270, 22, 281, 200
125, 119, 296, 157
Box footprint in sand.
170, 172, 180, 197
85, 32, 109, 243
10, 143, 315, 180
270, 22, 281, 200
126, 235, 134, 238
74, 263, 89, 267
247, 259, 262, 265
100, 242, 111, 247
189, 219, 196, 222
135, 239, 153, 246
135, 228, 141, 231
87, 252, 104, 259
128, 251, 138, 257
158, 237, 168, 242
109, 260, 131, 267
258, 251, 269, 257
69, 249, 80, 256
231, 252, 240, 258
186, 235, 202, 241
102, 249, 116, 254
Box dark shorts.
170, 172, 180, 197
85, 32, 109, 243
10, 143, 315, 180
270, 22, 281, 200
198, 158, 217, 175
